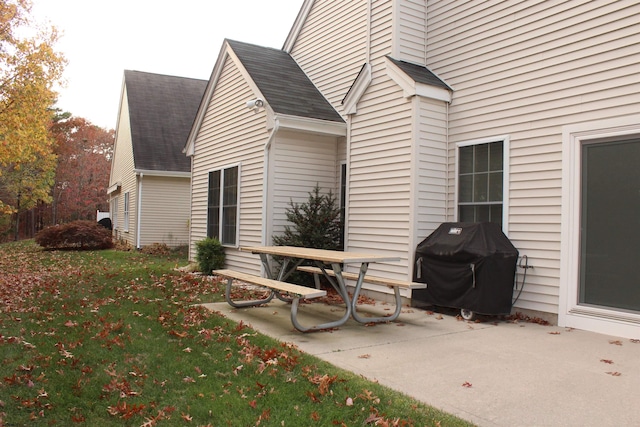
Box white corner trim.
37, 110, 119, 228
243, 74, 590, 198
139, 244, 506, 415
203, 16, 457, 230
385, 57, 452, 102
343, 63, 372, 115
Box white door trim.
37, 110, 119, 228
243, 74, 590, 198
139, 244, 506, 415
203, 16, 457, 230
560, 115, 640, 339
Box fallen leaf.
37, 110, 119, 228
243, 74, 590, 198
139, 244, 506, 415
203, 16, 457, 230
462, 381, 472, 388
609, 340, 623, 346
606, 371, 622, 376
358, 354, 371, 359
600, 359, 614, 364
548, 331, 561, 335
181, 413, 193, 422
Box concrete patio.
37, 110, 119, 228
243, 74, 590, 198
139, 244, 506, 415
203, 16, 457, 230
202, 298, 640, 427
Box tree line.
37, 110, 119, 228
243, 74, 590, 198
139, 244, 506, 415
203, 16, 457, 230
0, 0, 114, 241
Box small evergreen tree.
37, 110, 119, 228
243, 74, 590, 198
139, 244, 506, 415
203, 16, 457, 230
272, 185, 343, 286
273, 184, 343, 250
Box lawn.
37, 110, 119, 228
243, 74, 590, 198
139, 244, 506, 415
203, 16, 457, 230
0, 240, 474, 426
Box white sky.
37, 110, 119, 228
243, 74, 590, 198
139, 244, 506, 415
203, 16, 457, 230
30, 0, 303, 130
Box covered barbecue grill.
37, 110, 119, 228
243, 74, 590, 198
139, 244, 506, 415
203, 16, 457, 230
412, 222, 518, 318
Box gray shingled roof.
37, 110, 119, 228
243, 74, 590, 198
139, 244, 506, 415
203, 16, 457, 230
227, 40, 343, 123
386, 57, 451, 90
125, 70, 207, 172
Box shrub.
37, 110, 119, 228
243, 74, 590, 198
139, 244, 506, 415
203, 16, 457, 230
35, 220, 114, 250
195, 237, 225, 274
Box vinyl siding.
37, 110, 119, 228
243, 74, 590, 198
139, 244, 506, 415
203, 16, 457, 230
415, 97, 449, 247
189, 55, 267, 273
138, 176, 190, 247
109, 86, 137, 247
289, 0, 368, 114
427, 0, 640, 314
397, 0, 427, 64
342, 0, 414, 286
270, 130, 339, 237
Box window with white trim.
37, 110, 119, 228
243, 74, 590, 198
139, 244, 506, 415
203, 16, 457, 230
458, 141, 503, 225
110, 197, 118, 230
207, 165, 239, 245
123, 192, 130, 231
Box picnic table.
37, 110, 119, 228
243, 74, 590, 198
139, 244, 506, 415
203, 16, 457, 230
249, 246, 403, 328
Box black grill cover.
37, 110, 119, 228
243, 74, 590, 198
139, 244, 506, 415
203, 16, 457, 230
412, 222, 518, 315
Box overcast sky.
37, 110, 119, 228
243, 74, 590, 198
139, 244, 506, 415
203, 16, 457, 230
30, 0, 303, 130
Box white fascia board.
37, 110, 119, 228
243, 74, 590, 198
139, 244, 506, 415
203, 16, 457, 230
343, 63, 372, 115
184, 40, 271, 156
415, 82, 452, 102
134, 169, 191, 178
269, 113, 346, 136
184, 42, 229, 157
385, 57, 452, 102
283, 0, 314, 52
107, 182, 121, 195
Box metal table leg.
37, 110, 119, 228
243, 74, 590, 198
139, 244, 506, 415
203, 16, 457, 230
224, 278, 275, 308
348, 262, 400, 324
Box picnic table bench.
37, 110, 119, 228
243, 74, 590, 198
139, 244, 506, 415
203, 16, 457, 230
213, 269, 326, 332
296, 265, 426, 322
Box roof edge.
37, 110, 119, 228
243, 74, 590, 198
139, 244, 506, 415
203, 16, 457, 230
342, 63, 372, 115
283, 0, 314, 52
385, 57, 452, 102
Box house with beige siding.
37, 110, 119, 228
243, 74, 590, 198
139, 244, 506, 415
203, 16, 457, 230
186, 0, 640, 339
108, 70, 207, 248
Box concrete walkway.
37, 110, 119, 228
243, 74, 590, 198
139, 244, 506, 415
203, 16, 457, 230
202, 299, 640, 427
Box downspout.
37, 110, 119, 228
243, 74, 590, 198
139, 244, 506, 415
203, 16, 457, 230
445, 102, 450, 221
345, 114, 352, 251
136, 173, 143, 249
261, 119, 280, 245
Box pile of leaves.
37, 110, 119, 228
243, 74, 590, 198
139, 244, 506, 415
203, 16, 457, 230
0, 240, 472, 426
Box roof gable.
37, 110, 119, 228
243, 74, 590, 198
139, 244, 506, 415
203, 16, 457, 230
125, 70, 207, 172
227, 40, 343, 123
386, 57, 452, 102
386, 57, 451, 90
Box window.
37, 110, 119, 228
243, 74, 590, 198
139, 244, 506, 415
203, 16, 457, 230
123, 192, 130, 231
458, 140, 504, 225
207, 165, 239, 245
110, 197, 118, 230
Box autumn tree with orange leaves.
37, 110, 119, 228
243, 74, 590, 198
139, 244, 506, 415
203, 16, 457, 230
49, 113, 113, 224
0, 0, 66, 238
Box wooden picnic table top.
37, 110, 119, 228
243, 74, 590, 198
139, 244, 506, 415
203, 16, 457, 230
240, 245, 400, 264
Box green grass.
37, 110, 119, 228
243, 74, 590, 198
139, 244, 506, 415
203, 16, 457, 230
0, 240, 474, 426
